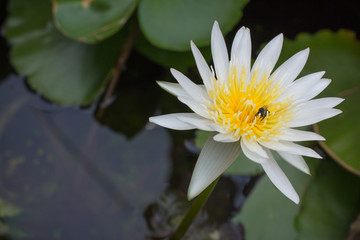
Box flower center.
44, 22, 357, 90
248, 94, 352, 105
206, 65, 294, 141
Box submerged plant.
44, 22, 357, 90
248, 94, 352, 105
149, 21, 343, 204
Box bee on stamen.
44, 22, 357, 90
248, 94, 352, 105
256, 106, 270, 121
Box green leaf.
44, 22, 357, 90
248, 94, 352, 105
295, 160, 360, 240
280, 30, 360, 175
5, 0, 128, 105
233, 158, 320, 240
53, 0, 137, 43
138, 0, 249, 51
317, 92, 360, 175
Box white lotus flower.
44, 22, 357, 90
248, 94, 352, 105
149, 21, 343, 204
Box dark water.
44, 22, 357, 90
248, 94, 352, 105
0, 73, 167, 239
0, 73, 246, 239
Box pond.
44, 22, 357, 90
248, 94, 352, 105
1, 0, 360, 239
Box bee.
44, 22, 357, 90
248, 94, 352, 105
256, 106, 270, 120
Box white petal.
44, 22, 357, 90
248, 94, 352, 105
276, 71, 325, 102
301, 97, 344, 110
270, 48, 309, 86
178, 96, 209, 118
170, 68, 209, 103
177, 114, 214, 131
230, 27, 246, 60
188, 134, 241, 199
260, 140, 322, 159
277, 151, 310, 174
149, 113, 197, 130
302, 78, 331, 100
191, 41, 213, 91
157, 81, 187, 97
251, 34, 283, 81
209, 124, 228, 133
211, 21, 229, 83
232, 28, 251, 81
242, 137, 268, 158
213, 132, 240, 142
288, 108, 342, 127
278, 128, 325, 141
240, 137, 268, 163
261, 150, 299, 204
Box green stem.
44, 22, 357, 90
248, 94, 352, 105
169, 178, 220, 240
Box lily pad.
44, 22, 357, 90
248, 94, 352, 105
53, 0, 137, 43
138, 0, 249, 51
5, 0, 128, 105
280, 30, 360, 175
232, 158, 319, 240
295, 160, 360, 240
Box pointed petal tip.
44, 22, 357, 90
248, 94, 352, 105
187, 189, 195, 201
170, 68, 177, 75
318, 136, 326, 141
292, 194, 300, 204
333, 108, 343, 116
298, 48, 310, 58
212, 21, 223, 37
148, 117, 154, 123
302, 163, 311, 175
157, 80, 166, 87
187, 186, 198, 201
274, 33, 284, 42
313, 152, 323, 159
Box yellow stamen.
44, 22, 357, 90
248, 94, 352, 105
207, 65, 294, 141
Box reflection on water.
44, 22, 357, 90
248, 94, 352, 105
0, 75, 172, 239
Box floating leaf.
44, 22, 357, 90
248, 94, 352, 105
295, 160, 360, 240
138, 0, 249, 51
233, 158, 320, 240
280, 30, 360, 175
5, 0, 128, 105
53, 0, 137, 43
